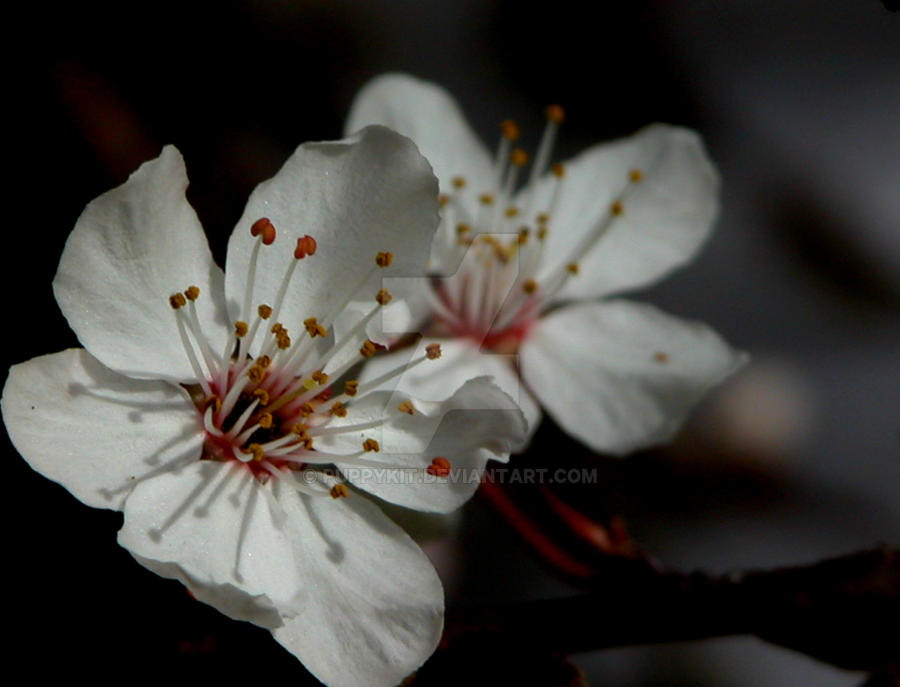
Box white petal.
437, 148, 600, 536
1, 348, 202, 510
272, 490, 444, 687
318, 377, 527, 513
356, 338, 542, 449
118, 461, 444, 687
519, 300, 747, 455
53, 146, 228, 383
345, 73, 495, 199
225, 126, 439, 354
118, 461, 302, 629
521, 124, 719, 300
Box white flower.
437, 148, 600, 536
345, 74, 747, 455
1, 127, 525, 687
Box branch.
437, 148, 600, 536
415, 547, 898, 684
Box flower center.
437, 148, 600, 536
169, 219, 447, 497
428, 106, 644, 353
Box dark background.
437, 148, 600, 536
6, 1, 899, 684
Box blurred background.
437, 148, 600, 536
6, 1, 899, 684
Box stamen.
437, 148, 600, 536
170, 294, 212, 396
362, 438, 380, 453
529, 104, 565, 187
397, 400, 416, 415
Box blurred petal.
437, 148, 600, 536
521, 124, 719, 300
345, 73, 495, 199
520, 300, 747, 455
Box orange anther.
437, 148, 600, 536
294, 235, 317, 259
250, 218, 277, 245
397, 400, 415, 415
546, 104, 565, 124
375, 251, 393, 268
169, 293, 186, 309
500, 119, 520, 141
343, 380, 359, 397
362, 438, 380, 453
425, 343, 442, 360
184, 286, 200, 301
510, 148, 529, 167
427, 457, 452, 477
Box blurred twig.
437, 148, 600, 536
412, 547, 898, 685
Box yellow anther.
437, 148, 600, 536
258, 304, 273, 320
536, 212, 550, 225
457, 223, 471, 236
234, 321, 248, 338
510, 148, 529, 167
276, 332, 291, 350
397, 400, 415, 415
523, 279, 538, 294
654, 351, 670, 364
611, 200, 624, 216
505, 206, 519, 218
500, 119, 521, 141
304, 317, 327, 338
203, 395, 222, 414
425, 343, 442, 360
546, 104, 565, 124
247, 443, 264, 462
258, 412, 273, 429
252, 388, 270, 406
452, 176, 467, 189
330, 483, 350, 499
629, 168, 643, 183
169, 293, 186, 310
247, 365, 266, 383
479, 193, 495, 206
359, 340, 378, 358
184, 286, 200, 301
291, 423, 309, 437
362, 438, 380, 453
271, 323, 284, 334
518, 228, 530, 245
566, 262, 579, 275
256, 355, 272, 369
376, 289, 393, 306
551, 162, 565, 178
537, 226, 548, 241
330, 401, 348, 417
298, 402, 315, 418
312, 370, 329, 386
438, 193, 450, 208
375, 251, 393, 268
343, 380, 359, 397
